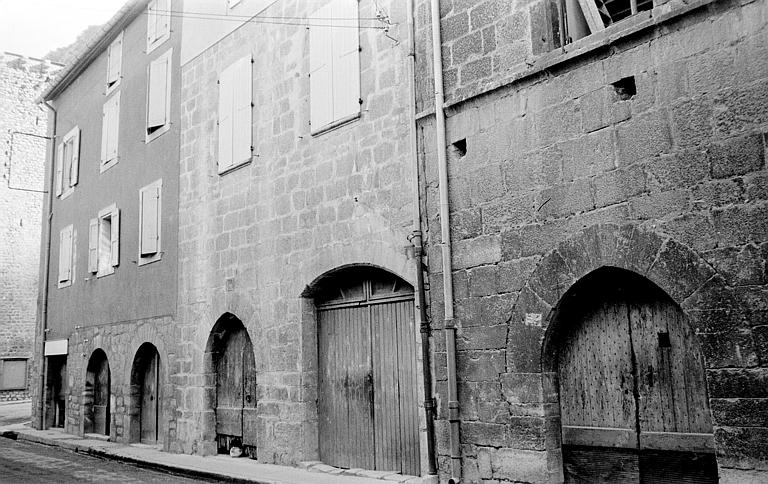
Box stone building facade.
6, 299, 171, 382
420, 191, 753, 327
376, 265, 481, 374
414, 0, 768, 482
33, 0, 182, 448
0, 53, 59, 401
173, 0, 430, 474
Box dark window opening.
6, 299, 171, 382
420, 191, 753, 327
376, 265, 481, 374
612, 76, 637, 100
452, 139, 467, 157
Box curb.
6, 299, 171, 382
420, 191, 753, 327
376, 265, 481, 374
1, 430, 276, 484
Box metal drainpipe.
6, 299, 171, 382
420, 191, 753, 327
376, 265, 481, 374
406, 0, 437, 476
429, 0, 461, 481
37, 101, 57, 429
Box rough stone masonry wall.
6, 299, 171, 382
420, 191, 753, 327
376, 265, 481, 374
416, 0, 768, 482
0, 53, 58, 401
174, 0, 425, 467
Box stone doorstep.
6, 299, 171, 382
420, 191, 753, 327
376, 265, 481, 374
299, 461, 424, 483
2, 428, 399, 484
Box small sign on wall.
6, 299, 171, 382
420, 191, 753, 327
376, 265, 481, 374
524, 313, 542, 327
44, 339, 68, 356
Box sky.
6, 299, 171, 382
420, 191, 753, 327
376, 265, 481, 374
0, 0, 127, 58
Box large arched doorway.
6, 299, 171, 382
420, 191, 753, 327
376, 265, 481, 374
314, 266, 420, 476
206, 313, 257, 457
549, 267, 716, 483
83, 349, 110, 436
129, 343, 161, 444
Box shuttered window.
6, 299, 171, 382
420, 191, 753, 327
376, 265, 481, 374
309, 0, 360, 134
106, 32, 123, 94
91, 204, 119, 277
217, 56, 252, 173
139, 179, 162, 265
0, 359, 27, 390
147, 0, 170, 53
146, 49, 172, 141
101, 92, 120, 170
58, 224, 74, 288
55, 126, 80, 198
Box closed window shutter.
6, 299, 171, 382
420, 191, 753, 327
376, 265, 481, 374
331, 0, 360, 121
107, 35, 122, 87
309, 3, 334, 131
148, 55, 169, 130
110, 208, 120, 267
147, 0, 157, 45
101, 102, 109, 162
108, 93, 120, 161
55, 144, 64, 196
88, 218, 98, 273
141, 186, 160, 255
70, 129, 80, 186
58, 226, 71, 283
158, 0, 170, 38
218, 65, 234, 170
232, 56, 252, 164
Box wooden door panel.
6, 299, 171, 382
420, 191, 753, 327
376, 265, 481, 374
242, 343, 258, 448
559, 299, 636, 431
216, 328, 248, 438
563, 446, 639, 483
140, 351, 158, 443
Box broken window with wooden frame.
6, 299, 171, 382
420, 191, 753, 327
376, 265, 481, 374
557, 0, 653, 45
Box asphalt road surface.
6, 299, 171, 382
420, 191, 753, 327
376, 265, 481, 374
0, 437, 214, 483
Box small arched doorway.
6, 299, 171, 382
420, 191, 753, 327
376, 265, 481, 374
84, 349, 110, 436
313, 266, 420, 476
206, 313, 257, 457
129, 343, 161, 444
548, 267, 717, 483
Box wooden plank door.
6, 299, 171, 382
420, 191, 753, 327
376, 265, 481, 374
559, 297, 640, 483
371, 299, 420, 476
216, 328, 247, 439
140, 351, 159, 443
318, 305, 375, 470
242, 342, 258, 454
94, 358, 110, 436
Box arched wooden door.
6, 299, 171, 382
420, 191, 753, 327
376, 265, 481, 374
84, 350, 110, 436
556, 269, 716, 483
131, 343, 160, 444
214, 319, 257, 457
315, 267, 420, 476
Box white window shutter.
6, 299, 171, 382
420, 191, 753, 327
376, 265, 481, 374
88, 218, 98, 273
158, 0, 170, 38
331, 0, 360, 121
309, 3, 334, 131
108, 93, 120, 161
55, 144, 63, 196
140, 186, 160, 255
107, 34, 122, 86
101, 102, 109, 162
70, 128, 80, 186
232, 56, 252, 164
218, 65, 234, 170
58, 226, 71, 283
147, 0, 157, 45
147, 55, 169, 129
110, 207, 120, 267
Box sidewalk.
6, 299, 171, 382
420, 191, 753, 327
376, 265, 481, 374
0, 425, 427, 484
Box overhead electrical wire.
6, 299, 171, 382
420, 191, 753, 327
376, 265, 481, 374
143, 8, 390, 29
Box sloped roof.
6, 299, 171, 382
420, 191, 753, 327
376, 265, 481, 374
41, 0, 148, 101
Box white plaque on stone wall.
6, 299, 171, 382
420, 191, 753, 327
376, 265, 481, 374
524, 313, 542, 327
44, 339, 68, 356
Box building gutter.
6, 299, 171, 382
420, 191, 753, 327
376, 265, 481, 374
429, 0, 461, 482
405, 0, 437, 477
37, 101, 57, 429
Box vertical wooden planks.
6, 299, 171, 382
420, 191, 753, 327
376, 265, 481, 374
140, 350, 159, 443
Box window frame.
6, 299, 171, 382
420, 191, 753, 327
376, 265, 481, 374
55, 126, 80, 200
0, 358, 28, 391
91, 204, 120, 278
106, 31, 123, 96
138, 179, 163, 266
146, 49, 173, 143
146, 0, 171, 54
100, 92, 120, 173
57, 224, 74, 289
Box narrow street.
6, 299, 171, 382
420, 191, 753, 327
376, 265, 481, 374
0, 437, 213, 483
